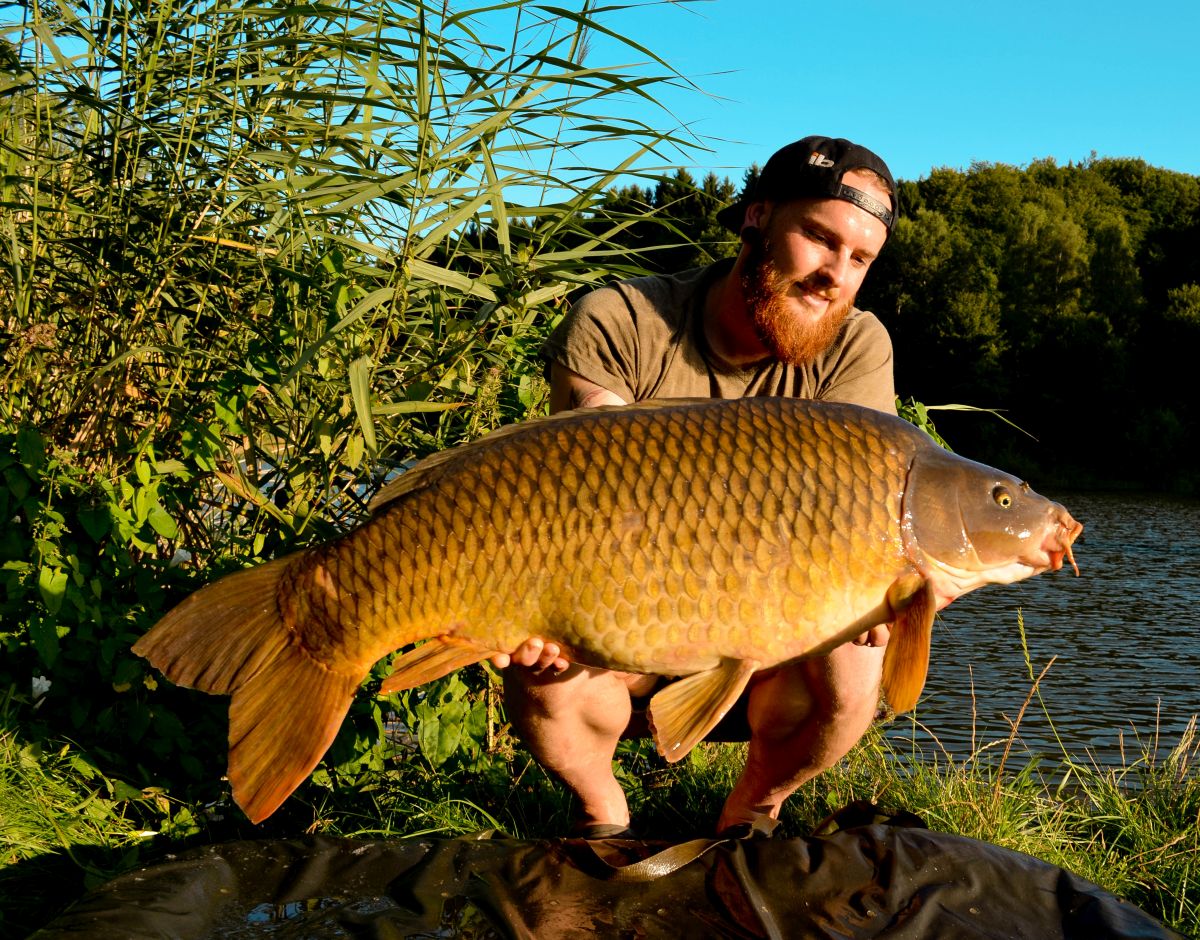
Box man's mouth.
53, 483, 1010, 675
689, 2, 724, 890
797, 285, 839, 308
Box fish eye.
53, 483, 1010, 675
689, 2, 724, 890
992, 485, 1013, 509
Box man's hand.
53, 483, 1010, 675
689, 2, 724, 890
852, 625, 890, 648
489, 638, 570, 674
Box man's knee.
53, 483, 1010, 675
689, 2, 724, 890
745, 645, 885, 754
503, 664, 634, 743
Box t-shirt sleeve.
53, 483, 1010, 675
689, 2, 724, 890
541, 286, 640, 402
816, 312, 897, 415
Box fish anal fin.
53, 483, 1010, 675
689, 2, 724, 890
379, 637, 499, 694
648, 659, 760, 763
882, 574, 936, 713
227, 643, 362, 823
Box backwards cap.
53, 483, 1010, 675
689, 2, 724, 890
717, 135, 897, 234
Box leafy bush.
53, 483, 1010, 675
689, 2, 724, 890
1, 0, 694, 806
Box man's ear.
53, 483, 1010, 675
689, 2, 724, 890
741, 201, 771, 241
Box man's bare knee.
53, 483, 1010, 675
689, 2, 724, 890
501, 664, 637, 827
504, 665, 633, 749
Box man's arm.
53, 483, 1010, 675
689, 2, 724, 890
549, 361, 628, 413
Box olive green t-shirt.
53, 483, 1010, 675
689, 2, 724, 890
543, 260, 897, 414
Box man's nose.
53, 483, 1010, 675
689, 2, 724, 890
818, 250, 851, 288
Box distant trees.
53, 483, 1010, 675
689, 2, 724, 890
861, 157, 1199, 491
593, 169, 740, 274
593, 157, 1200, 492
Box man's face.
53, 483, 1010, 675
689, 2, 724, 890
740, 170, 890, 366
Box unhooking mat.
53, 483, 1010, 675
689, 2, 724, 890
32, 803, 1186, 939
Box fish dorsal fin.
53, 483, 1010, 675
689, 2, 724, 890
367, 398, 717, 514
882, 573, 936, 713
648, 658, 760, 763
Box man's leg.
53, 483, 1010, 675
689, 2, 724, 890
717, 643, 886, 832
503, 664, 656, 829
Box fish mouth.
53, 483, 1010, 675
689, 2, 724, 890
1039, 510, 1083, 576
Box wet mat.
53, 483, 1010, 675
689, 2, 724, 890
33, 803, 1184, 939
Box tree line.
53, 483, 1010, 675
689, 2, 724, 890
590, 158, 1200, 493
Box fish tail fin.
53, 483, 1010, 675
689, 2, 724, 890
132, 556, 295, 694
134, 555, 361, 822
227, 644, 360, 822
882, 575, 936, 713
380, 636, 502, 694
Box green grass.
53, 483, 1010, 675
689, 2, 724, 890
0, 728, 157, 937
4, 706, 1197, 937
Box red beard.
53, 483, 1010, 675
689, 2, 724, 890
741, 233, 853, 367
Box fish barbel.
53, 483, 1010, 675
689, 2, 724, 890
134, 398, 1082, 822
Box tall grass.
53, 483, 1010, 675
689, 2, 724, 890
0, 722, 154, 936
1, 0, 705, 802
2, 0, 695, 537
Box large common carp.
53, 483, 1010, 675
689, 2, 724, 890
134, 398, 1081, 823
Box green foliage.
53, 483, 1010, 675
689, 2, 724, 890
0, 430, 220, 789
861, 158, 1200, 491
0, 725, 165, 936
0, 0, 699, 811
410, 673, 490, 769
896, 396, 951, 450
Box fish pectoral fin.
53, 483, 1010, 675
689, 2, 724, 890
379, 637, 499, 694
881, 574, 936, 714
648, 658, 760, 763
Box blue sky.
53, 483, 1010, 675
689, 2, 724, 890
582, 0, 1200, 184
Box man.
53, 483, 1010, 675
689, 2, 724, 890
498, 135, 899, 837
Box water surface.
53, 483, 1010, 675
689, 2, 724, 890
889, 491, 1200, 770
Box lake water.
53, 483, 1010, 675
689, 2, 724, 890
888, 490, 1200, 771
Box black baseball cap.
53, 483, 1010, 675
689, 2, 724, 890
717, 135, 897, 234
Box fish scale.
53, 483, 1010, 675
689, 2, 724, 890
133, 396, 1081, 823
352, 397, 897, 670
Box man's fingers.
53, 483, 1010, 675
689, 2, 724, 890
534, 642, 568, 673
488, 639, 542, 670
488, 638, 571, 672
512, 638, 544, 667
851, 625, 891, 648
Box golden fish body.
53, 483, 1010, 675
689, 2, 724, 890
135, 398, 1081, 822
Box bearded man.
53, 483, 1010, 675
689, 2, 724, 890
500, 136, 899, 837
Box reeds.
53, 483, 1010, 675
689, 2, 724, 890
0, 0, 707, 831
2, 0, 696, 547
